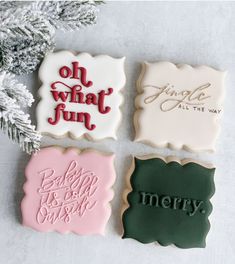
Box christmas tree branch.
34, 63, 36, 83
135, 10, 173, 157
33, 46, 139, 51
0, 1, 104, 74
0, 72, 34, 107
31, 1, 104, 31
0, 72, 41, 154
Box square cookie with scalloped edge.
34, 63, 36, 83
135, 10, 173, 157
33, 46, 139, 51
36, 51, 125, 140
21, 147, 115, 235
134, 62, 226, 152
122, 155, 215, 248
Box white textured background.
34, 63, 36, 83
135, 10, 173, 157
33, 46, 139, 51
0, 1, 235, 264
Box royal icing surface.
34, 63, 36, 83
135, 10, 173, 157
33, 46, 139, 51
21, 147, 115, 235
37, 51, 125, 139
122, 156, 215, 248
134, 62, 226, 152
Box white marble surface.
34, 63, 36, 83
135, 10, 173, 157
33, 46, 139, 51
0, 1, 235, 263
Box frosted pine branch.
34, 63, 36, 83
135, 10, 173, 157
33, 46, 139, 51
31, 1, 103, 31
0, 3, 54, 75
0, 72, 41, 154
0, 72, 34, 107
0, 3, 53, 40
0, 6, 55, 75
0, 1, 24, 12
0, 1, 103, 75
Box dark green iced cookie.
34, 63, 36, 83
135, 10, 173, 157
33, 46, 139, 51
122, 156, 215, 249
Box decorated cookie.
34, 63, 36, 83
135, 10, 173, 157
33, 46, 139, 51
37, 51, 125, 140
122, 156, 215, 248
21, 147, 115, 235
134, 62, 226, 152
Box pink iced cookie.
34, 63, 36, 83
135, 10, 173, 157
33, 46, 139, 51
21, 147, 115, 235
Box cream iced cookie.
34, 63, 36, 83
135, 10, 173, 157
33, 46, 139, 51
37, 51, 126, 140
21, 147, 115, 235
134, 62, 226, 152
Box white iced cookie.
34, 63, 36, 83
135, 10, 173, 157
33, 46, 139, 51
37, 51, 126, 140
134, 62, 226, 152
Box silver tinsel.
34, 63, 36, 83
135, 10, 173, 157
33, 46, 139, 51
0, 1, 103, 153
